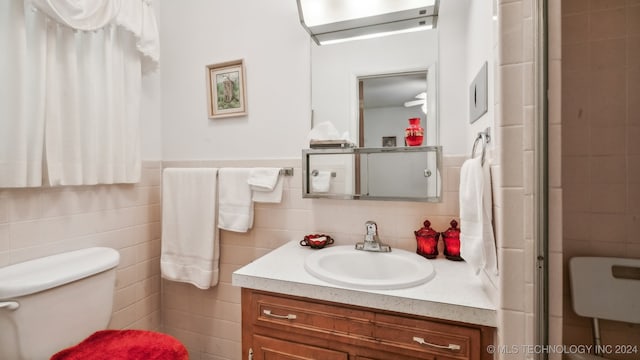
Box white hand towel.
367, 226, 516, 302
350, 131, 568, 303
311, 170, 331, 193
161, 168, 219, 289
459, 157, 497, 276
249, 167, 284, 203
218, 168, 254, 232
248, 167, 280, 191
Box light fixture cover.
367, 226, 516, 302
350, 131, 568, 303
297, 0, 439, 45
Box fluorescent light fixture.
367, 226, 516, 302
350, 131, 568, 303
297, 0, 439, 45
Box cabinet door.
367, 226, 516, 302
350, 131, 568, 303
252, 335, 348, 360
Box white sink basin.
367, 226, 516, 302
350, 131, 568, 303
304, 245, 435, 290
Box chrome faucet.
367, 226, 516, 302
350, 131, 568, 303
355, 221, 391, 252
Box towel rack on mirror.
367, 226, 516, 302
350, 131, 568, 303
471, 128, 491, 166
311, 170, 336, 177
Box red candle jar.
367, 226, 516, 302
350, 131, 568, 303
414, 219, 439, 259
442, 219, 463, 261
405, 117, 424, 146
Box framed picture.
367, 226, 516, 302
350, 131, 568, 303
206, 59, 247, 119
382, 136, 397, 147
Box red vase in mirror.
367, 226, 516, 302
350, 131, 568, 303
405, 117, 424, 146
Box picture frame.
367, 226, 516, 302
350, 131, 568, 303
382, 136, 397, 147
206, 59, 247, 119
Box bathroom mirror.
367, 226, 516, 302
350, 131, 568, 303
308, 27, 439, 202
311, 28, 439, 148
359, 69, 437, 148
302, 146, 442, 202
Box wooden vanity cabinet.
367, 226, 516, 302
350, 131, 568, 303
242, 288, 494, 360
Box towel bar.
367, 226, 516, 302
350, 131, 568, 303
471, 128, 491, 166
279, 167, 294, 176
311, 169, 336, 177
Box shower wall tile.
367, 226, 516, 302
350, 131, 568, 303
548, 106, 562, 304
501, 65, 525, 126
548, 125, 562, 187
562, 0, 588, 15
629, 68, 640, 126
501, 126, 524, 186
629, 155, 640, 183
548, 189, 563, 253
562, 13, 589, 44
561, 156, 589, 184
629, 36, 640, 65
589, 155, 626, 184
590, 125, 627, 156
589, 183, 627, 213
589, 70, 627, 126
500, 188, 525, 250
591, 0, 627, 11
589, 8, 627, 40
562, 43, 589, 71
591, 39, 626, 69
628, 126, 640, 154
561, 1, 640, 354
496, 0, 540, 354
548, 252, 563, 318
500, 1, 524, 64
560, 70, 589, 128
0, 224, 9, 252
629, 4, 640, 34
499, 249, 525, 312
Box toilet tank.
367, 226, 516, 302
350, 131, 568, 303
0, 247, 120, 360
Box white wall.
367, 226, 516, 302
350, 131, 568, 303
438, 0, 495, 157
140, 3, 163, 161
158, 0, 311, 160
437, 0, 470, 156
465, 0, 496, 154
140, 70, 162, 160
155, 0, 494, 161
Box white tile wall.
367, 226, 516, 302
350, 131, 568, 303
0, 161, 162, 331
495, 0, 540, 357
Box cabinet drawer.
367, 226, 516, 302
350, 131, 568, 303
251, 292, 375, 339
375, 313, 480, 360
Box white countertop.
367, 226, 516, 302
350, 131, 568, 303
232, 241, 497, 327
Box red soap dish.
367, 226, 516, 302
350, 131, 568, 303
300, 234, 334, 249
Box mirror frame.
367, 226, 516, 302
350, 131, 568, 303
354, 63, 439, 149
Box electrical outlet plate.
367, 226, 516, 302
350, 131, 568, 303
469, 61, 488, 124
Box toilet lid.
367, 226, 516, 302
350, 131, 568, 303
50, 330, 188, 360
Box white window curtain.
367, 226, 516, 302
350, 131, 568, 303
0, 0, 159, 187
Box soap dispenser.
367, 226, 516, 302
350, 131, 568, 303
442, 219, 463, 261
414, 219, 439, 259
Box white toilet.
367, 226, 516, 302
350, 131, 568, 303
0, 247, 188, 360
568, 256, 640, 360
0, 247, 121, 359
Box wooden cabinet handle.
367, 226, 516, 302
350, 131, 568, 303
413, 336, 461, 351
263, 309, 297, 320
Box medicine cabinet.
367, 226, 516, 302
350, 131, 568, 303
302, 146, 442, 202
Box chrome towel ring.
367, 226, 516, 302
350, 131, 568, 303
471, 128, 491, 166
